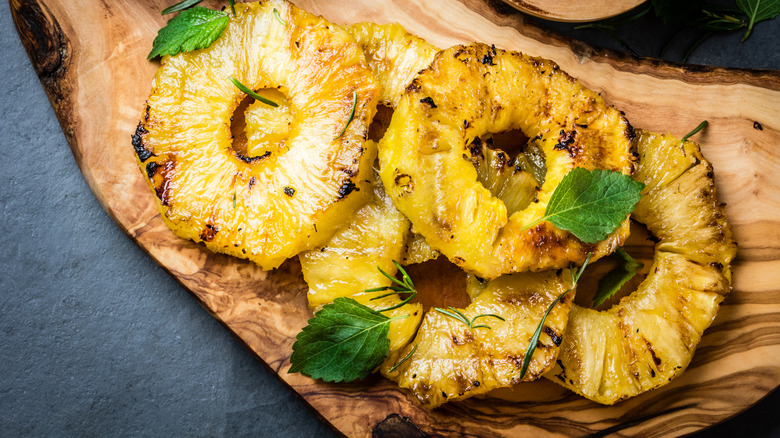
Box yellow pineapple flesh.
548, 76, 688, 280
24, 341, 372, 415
545, 130, 736, 404
135, 1, 380, 269
384, 270, 574, 408
298, 161, 423, 357
344, 23, 439, 107
379, 44, 635, 279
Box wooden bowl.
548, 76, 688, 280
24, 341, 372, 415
501, 0, 647, 22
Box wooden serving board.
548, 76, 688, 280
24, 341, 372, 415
11, 0, 780, 436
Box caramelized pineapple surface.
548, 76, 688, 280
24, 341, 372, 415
384, 270, 573, 408
379, 44, 635, 279
135, 1, 380, 269
546, 130, 736, 404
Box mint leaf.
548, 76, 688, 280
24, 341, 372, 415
593, 248, 644, 307
538, 168, 644, 244
289, 297, 401, 382
737, 0, 780, 41
148, 6, 230, 59
161, 0, 203, 15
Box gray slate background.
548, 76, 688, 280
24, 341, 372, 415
1, 2, 778, 437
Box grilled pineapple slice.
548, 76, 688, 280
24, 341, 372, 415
135, 1, 380, 269
244, 22, 438, 156
295, 25, 437, 361
545, 130, 736, 404
379, 44, 635, 279
384, 270, 574, 408
299, 159, 423, 354
345, 23, 439, 107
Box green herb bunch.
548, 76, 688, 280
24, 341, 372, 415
574, 0, 780, 62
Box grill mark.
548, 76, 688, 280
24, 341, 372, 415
235, 150, 271, 163
132, 122, 153, 162
200, 223, 219, 242
337, 179, 357, 199
420, 96, 437, 108
544, 326, 562, 347
147, 159, 176, 206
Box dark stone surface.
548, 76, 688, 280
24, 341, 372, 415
0, 2, 777, 437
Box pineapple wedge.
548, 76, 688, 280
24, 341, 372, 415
546, 130, 736, 404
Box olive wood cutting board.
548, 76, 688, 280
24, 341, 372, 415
11, 0, 780, 436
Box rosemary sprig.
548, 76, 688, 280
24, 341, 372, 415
273, 8, 287, 26
334, 91, 357, 140
434, 307, 505, 330
229, 77, 278, 107
389, 344, 418, 373
161, 0, 203, 15
366, 261, 418, 313
519, 253, 593, 379
680, 120, 709, 147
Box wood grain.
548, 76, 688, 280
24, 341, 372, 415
10, 0, 780, 436
500, 0, 646, 22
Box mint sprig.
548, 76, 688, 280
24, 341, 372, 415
148, 6, 230, 59
737, 0, 780, 41
289, 297, 407, 382
592, 248, 644, 307
521, 168, 644, 244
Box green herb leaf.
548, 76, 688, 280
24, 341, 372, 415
228, 0, 236, 17
367, 261, 418, 312
161, 0, 203, 15
434, 306, 505, 331
229, 77, 279, 107
592, 248, 643, 307
334, 91, 357, 140
273, 8, 287, 26
521, 168, 644, 244
519, 253, 592, 379
737, 0, 780, 41
388, 344, 417, 373
680, 120, 708, 147
148, 6, 230, 59
289, 297, 405, 382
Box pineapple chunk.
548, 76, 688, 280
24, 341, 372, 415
385, 270, 574, 408
298, 167, 422, 356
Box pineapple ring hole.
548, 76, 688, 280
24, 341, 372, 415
573, 221, 654, 310
231, 88, 292, 160
401, 257, 471, 311
467, 129, 547, 216
367, 104, 394, 142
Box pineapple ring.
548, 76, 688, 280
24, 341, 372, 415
378, 44, 635, 279
545, 130, 737, 404
133, 1, 380, 270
